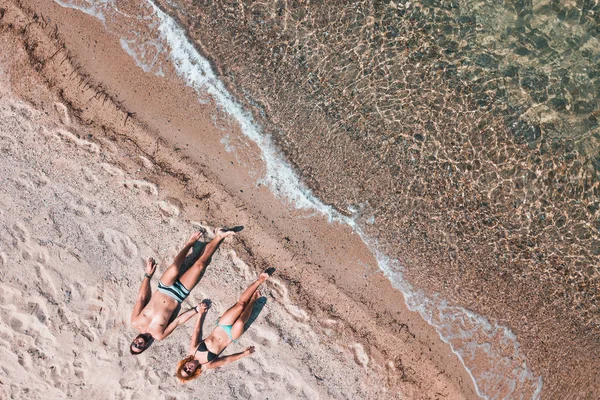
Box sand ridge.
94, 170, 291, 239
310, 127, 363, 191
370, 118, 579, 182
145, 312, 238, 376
0, 0, 480, 398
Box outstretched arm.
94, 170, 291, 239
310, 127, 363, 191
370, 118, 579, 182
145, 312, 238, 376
154, 305, 199, 340
130, 258, 156, 323
208, 346, 255, 369
189, 302, 209, 353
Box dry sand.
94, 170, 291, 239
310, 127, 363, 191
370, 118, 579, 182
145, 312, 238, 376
0, 0, 479, 398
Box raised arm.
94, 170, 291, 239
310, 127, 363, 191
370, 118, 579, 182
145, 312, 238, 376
130, 258, 156, 323
207, 346, 255, 370
189, 302, 209, 353
154, 304, 200, 340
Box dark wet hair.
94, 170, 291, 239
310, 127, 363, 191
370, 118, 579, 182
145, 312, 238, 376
130, 333, 151, 355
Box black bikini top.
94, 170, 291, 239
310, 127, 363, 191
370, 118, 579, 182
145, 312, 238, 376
196, 341, 218, 362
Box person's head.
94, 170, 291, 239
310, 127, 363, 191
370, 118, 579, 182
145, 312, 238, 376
176, 355, 203, 382
129, 333, 152, 355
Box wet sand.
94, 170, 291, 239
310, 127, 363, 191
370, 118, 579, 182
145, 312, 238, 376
0, 0, 479, 399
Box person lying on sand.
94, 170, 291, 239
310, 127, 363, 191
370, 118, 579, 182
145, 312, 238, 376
129, 229, 236, 354
175, 269, 273, 381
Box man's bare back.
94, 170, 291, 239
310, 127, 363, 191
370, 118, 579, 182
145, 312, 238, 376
129, 229, 236, 354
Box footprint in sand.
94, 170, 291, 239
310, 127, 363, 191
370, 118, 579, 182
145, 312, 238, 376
0, 133, 17, 154
9, 316, 25, 333
72, 354, 85, 379
101, 163, 125, 177
13, 171, 49, 191
34, 262, 59, 302
8, 222, 35, 262
9, 101, 35, 120
56, 304, 97, 343
53, 129, 99, 153
157, 197, 182, 217
138, 155, 154, 169
54, 102, 71, 126
144, 368, 161, 386
1, 286, 56, 343
269, 278, 310, 322
320, 318, 341, 336
253, 325, 280, 346
62, 188, 96, 217
97, 137, 120, 154
98, 228, 138, 262
26, 300, 49, 325
100, 163, 159, 195
10, 222, 30, 245
124, 179, 159, 196
32, 242, 50, 265
349, 342, 370, 370
81, 166, 99, 184
229, 250, 252, 279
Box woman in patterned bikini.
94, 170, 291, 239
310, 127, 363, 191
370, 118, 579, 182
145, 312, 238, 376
175, 270, 272, 381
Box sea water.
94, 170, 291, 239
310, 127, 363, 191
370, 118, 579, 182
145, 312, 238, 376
53, 0, 600, 398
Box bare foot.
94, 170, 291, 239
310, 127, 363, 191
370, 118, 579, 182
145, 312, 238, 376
252, 290, 261, 301
259, 267, 275, 282
216, 227, 236, 240
258, 270, 273, 283
187, 231, 204, 244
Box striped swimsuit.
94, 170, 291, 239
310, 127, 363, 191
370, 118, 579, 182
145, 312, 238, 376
157, 280, 190, 303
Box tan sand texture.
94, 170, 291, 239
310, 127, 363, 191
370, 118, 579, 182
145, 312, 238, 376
0, 0, 480, 399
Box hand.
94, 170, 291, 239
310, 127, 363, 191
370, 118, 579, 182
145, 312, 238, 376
187, 231, 204, 245
195, 301, 209, 314
245, 346, 255, 355
145, 258, 157, 276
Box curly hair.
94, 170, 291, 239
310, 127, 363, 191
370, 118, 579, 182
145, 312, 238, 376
176, 355, 203, 382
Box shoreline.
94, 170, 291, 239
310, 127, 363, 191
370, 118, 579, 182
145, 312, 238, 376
0, 0, 481, 398
140, 2, 600, 399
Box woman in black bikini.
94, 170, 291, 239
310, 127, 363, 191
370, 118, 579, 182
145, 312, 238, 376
176, 270, 271, 382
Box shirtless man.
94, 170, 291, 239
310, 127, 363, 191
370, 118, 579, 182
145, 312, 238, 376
129, 229, 235, 354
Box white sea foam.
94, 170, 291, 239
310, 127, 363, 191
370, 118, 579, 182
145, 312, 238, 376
54, 0, 543, 397
54, 0, 107, 23
119, 38, 164, 76
151, 9, 338, 215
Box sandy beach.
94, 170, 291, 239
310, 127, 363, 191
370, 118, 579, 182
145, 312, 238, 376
0, 1, 482, 399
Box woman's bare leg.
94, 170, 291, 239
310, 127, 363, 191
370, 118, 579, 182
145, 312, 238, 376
178, 229, 235, 290
218, 271, 270, 325
230, 290, 260, 340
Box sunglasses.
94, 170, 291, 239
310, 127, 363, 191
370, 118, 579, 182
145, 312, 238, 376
184, 364, 197, 374
132, 340, 147, 350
